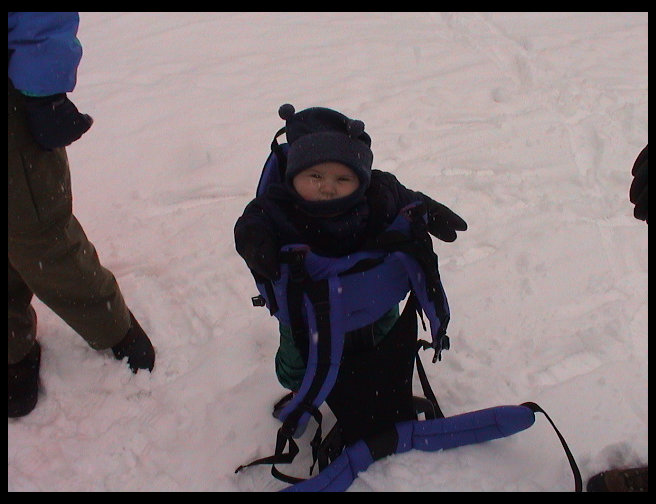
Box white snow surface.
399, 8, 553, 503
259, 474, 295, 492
8, 12, 648, 492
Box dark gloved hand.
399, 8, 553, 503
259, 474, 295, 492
629, 145, 648, 223
112, 312, 155, 373
234, 225, 281, 281
425, 199, 468, 242
23, 93, 93, 150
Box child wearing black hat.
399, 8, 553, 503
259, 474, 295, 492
234, 104, 467, 400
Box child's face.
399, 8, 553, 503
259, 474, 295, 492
292, 162, 360, 202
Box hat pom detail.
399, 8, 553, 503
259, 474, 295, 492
347, 119, 365, 138
278, 103, 296, 121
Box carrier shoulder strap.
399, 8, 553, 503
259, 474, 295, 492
238, 248, 347, 484
370, 202, 451, 361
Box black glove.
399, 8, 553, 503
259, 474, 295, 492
425, 199, 468, 242
23, 93, 93, 150
112, 312, 155, 373
629, 145, 647, 223
234, 224, 281, 281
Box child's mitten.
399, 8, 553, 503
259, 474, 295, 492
426, 200, 468, 242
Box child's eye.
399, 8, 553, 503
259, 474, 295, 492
310, 173, 322, 179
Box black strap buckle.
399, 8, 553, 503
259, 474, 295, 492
251, 295, 266, 307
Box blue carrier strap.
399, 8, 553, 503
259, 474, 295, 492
374, 202, 451, 361
282, 402, 582, 492
395, 251, 450, 361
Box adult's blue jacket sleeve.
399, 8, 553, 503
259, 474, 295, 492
8, 12, 83, 96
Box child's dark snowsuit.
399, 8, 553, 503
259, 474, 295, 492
234, 104, 467, 391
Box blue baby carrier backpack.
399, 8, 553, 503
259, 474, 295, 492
236, 128, 582, 492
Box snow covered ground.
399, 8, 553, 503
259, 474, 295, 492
8, 12, 648, 492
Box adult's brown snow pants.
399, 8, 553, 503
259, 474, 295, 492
8, 80, 130, 364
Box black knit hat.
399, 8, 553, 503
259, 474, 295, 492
279, 104, 373, 190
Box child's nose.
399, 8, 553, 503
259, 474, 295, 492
320, 181, 336, 195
